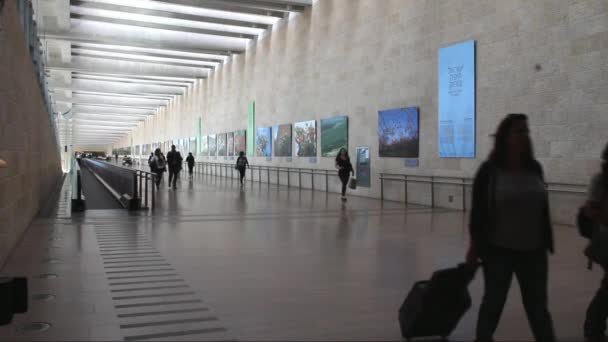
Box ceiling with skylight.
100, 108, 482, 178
35, 0, 312, 148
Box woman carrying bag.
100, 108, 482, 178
335, 148, 355, 202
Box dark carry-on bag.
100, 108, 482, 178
398, 263, 477, 341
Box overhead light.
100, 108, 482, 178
70, 7, 261, 37
71, 19, 248, 52
73, 42, 228, 61
84, 0, 280, 25
75, 112, 151, 117
72, 48, 220, 67
72, 89, 174, 100
73, 73, 195, 85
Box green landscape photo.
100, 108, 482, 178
321, 115, 348, 157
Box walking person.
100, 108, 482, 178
148, 152, 154, 173
335, 148, 354, 202
166, 145, 183, 189
466, 113, 556, 342
151, 148, 166, 189
582, 142, 608, 342
235, 151, 249, 186
186, 152, 195, 178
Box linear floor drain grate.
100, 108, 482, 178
31, 294, 56, 301
16, 322, 52, 334
42, 258, 61, 264
38, 273, 58, 279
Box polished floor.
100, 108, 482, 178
0, 171, 603, 341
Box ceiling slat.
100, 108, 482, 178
71, 0, 271, 30
71, 14, 257, 40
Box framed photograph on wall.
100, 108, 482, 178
293, 120, 316, 157
208, 135, 217, 157
256, 127, 272, 157
321, 115, 348, 157
200, 136, 208, 156
378, 107, 420, 158
234, 130, 246, 156
273, 124, 292, 157
217, 133, 227, 156
227, 132, 234, 157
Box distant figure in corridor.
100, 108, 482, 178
582, 142, 608, 342
186, 152, 195, 178
151, 148, 166, 189
148, 152, 154, 173
335, 148, 354, 201
467, 113, 556, 342
166, 145, 183, 189
235, 151, 249, 186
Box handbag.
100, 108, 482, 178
582, 182, 608, 267
586, 225, 608, 266
348, 177, 357, 190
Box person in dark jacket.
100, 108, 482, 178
467, 113, 556, 342
186, 153, 195, 178
583, 142, 608, 342
235, 151, 249, 185
148, 152, 154, 173
335, 148, 354, 201
166, 145, 183, 189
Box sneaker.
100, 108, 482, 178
341, 196, 347, 201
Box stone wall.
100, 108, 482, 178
0, 0, 62, 266
117, 0, 608, 224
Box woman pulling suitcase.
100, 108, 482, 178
467, 114, 556, 342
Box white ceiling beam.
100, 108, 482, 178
71, 0, 271, 30
47, 58, 208, 79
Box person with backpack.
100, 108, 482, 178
466, 114, 556, 342
151, 148, 166, 189
581, 142, 608, 342
235, 151, 249, 186
166, 145, 183, 189
186, 152, 195, 178
335, 148, 354, 201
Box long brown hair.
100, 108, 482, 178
489, 113, 535, 169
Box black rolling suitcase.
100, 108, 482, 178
399, 263, 477, 341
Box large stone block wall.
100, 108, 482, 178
117, 0, 608, 224
0, 1, 62, 266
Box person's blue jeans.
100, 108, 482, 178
476, 247, 556, 342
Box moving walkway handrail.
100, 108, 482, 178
81, 158, 156, 210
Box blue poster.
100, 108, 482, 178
438, 40, 476, 158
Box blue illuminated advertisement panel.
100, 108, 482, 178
438, 40, 476, 158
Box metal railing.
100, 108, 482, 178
81, 158, 156, 211
379, 172, 589, 211
379, 173, 472, 210
187, 161, 341, 191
